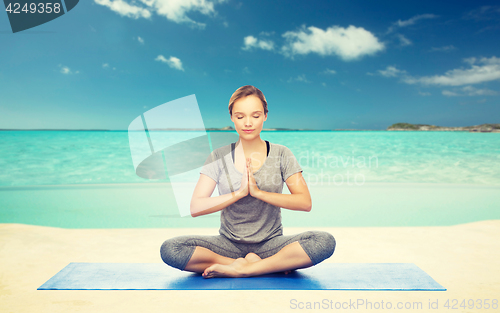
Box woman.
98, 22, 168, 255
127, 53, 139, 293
160, 85, 335, 278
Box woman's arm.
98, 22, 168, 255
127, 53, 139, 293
190, 174, 243, 217
253, 171, 312, 212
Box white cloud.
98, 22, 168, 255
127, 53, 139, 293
94, 0, 152, 19
242, 35, 275, 51
59, 65, 79, 74
387, 14, 439, 33
463, 57, 478, 65
259, 31, 275, 36
418, 91, 431, 96
94, 0, 227, 28
378, 66, 406, 77
442, 90, 459, 96
397, 14, 439, 27
281, 24, 384, 61
463, 5, 500, 21
403, 56, 500, 86
430, 45, 456, 52
322, 68, 336, 75
287, 74, 310, 83
102, 63, 116, 70
442, 86, 498, 97
155, 55, 184, 71
137, 36, 144, 44
397, 34, 412, 46
462, 85, 497, 95
242, 67, 250, 74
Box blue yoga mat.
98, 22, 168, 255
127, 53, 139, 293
38, 262, 446, 291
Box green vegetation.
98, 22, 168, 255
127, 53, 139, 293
387, 123, 500, 131
462, 123, 500, 130
388, 123, 428, 130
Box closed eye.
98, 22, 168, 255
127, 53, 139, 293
237, 116, 260, 119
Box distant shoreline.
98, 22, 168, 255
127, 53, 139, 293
387, 123, 500, 132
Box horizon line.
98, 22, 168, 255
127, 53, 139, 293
0, 128, 385, 131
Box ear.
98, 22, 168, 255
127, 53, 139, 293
264, 113, 267, 122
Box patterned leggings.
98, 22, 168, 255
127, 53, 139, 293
160, 230, 336, 271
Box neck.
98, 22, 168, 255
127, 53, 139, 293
236, 137, 265, 153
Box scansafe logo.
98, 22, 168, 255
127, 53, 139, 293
3, 0, 79, 33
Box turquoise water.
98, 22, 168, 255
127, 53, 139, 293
2, 130, 500, 186
0, 130, 499, 228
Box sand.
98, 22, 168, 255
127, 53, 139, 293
1, 221, 499, 313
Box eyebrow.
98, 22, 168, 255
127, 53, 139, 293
234, 111, 263, 114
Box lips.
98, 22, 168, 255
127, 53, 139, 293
243, 129, 254, 133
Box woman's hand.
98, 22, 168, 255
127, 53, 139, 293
235, 158, 249, 198
247, 158, 261, 197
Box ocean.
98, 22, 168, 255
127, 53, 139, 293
1, 130, 499, 228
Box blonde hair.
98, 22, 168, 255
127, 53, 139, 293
228, 85, 268, 116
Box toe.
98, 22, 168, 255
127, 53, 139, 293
202, 268, 210, 278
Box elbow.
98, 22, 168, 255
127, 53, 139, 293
304, 195, 312, 212
190, 199, 200, 217
303, 200, 312, 212
189, 207, 197, 217
190, 205, 203, 218
190, 197, 210, 217
190, 206, 203, 218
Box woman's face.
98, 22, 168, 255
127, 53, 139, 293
230, 95, 267, 139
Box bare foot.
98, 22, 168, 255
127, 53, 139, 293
202, 253, 298, 278
202, 258, 249, 278
245, 253, 294, 274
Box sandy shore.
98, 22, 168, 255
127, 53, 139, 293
1, 221, 499, 313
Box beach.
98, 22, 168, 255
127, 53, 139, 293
1, 221, 499, 312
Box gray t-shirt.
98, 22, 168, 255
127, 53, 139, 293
200, 141, 303, 243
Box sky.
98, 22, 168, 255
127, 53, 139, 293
1, 0, 499, 130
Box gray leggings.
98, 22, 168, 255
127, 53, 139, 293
160, 231, 336, 271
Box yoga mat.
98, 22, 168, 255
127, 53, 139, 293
38, 263, 445, 291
